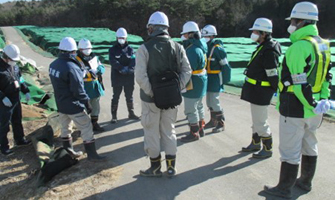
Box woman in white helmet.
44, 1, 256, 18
180, 21, 208, 143
264, 2, 332, 198
201, 24, 231, 134
109, 27, 140, 123
77, 38, 106, 132
0, 44, 31, 156
240, 18, 281, 159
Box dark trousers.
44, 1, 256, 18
112, 85, 134, 105
0, 101, 24, 151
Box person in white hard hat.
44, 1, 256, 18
0, 44, 31, 156
264, 2, 332, 198
240, 17, 282, 159
109, 27, 140, 123
49, 37, 106, 162
201, 24, 231, 134
77, 38, 105, 132
179, 21, 208, 143
135, 11, 191, 177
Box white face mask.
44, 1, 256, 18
8, 60, 17, 67
250, 33, 260, 42
181, 35, 187, 41
287, 25, 297, 34
204, 37, 211, 43
118, 39, 126, 45
82, 49, 92, 56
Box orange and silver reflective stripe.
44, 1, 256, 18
207, 44, 221, 74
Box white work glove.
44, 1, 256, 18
2, 97, 13, 107
313, 99, 330, 115
25, 93, 31, 102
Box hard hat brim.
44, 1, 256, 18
11, 55, 20, 61
285, 16, 318, 21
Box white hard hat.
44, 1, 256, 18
78, 38, 92, 49
286, 1, 318, 21
201, 25, 217, 36
116, 28, 128, 38
147, 11, 169, 28
249, 18, 273, 33
58, 37, 78, 51
3, 44, 20, 61
181, 21, 200, 35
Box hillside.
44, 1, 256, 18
0, 0, 335, 38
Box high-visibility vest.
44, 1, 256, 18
186, 44, 207, 76
76, 56, 97, 82
279, 36, 331, 93
206, 44, 221, 74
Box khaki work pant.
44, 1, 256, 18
279, 114, 322, 165
90, 97, 100, 117
250, 103, 271, 137
141, 101, 178, 158
184, 97, 205, 124
59, 111, 94, 142
206, 92, 222, 112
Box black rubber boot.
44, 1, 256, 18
242, 133, 261, 152
199, 119, 206, 137
127, 103, 140, 120
204, 108, 216, 129
295, 155, 317, 191
84, 141, 107, 162
166, 155, 177, 177
253, 136, 273, 158
181, 124, 200, 143
264, 162, 299, 199
212, 111, 225, 133
91, 116, 105, 132
140, 155, 162, 177
111, 104, 118, 123
62, 137, 83, 158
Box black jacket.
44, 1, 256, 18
109, 43, 135, 87
0, 58, 29, 103
49, 53, 89, 114
241, 38, 282, 105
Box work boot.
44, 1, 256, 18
181, 124, 200, 143
62, 137, 83, 158
204, 108, 216, 129
166, 155, 177, 177
199, 119, 206, 137
242, 133, 261, 152
295, 155, 317, 192
1, 148, 14, 156
264, 162, 299, 199
212, 111, 225, 133
111, 104, 118, 123
127, 103, 140, 120
15, 138, 32, 146
140, 154, 162, 177
91, 116, 104, 132
253, 136, 273, 158
84, 140, 107, 162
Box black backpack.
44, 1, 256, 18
150, 70, 182, 109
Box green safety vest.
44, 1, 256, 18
278, 35, 331, 94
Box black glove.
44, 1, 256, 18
85, 101, 92, 114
